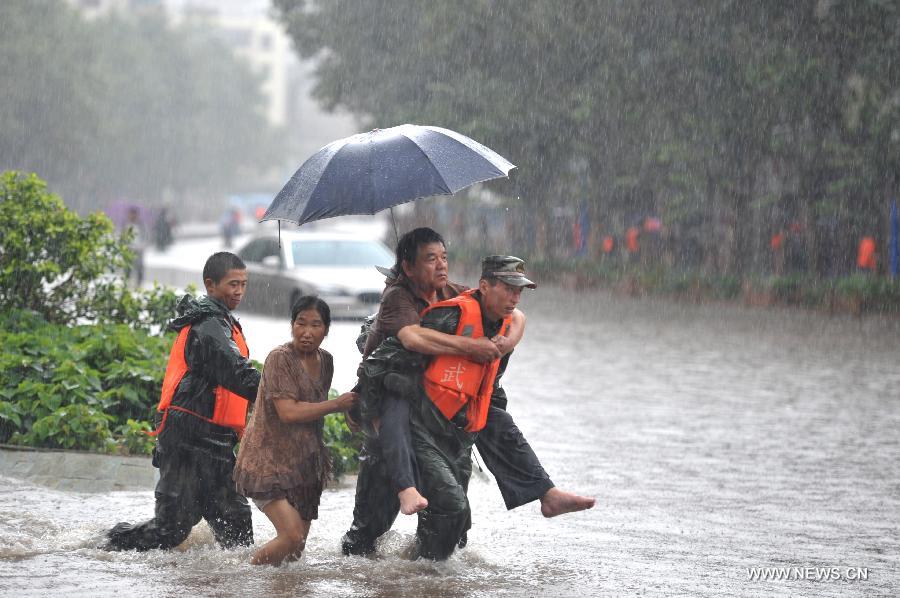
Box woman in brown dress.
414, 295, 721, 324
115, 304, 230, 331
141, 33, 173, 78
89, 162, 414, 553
233, 296, 357, 566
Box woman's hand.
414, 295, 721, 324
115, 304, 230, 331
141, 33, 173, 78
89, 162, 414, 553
333, 391, 358, 412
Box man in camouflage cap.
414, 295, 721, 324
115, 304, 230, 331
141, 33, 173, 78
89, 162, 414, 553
356, 253, 593, 559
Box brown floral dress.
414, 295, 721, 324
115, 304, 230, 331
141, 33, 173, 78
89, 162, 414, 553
233, 343, 334, 520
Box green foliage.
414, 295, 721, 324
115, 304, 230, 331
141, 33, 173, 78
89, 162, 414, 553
1, 171, 128, 321
0, 171, 184, 331
116, 419, 156, 456
0, 308, 170, 453
323, 388, 362, 477
836, 275, 900, 312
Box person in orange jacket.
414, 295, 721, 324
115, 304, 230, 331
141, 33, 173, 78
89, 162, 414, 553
104, 252, 260, 552
857, 237, 877, 272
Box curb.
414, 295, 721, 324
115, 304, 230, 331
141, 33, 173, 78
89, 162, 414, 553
0, 445, 154, 493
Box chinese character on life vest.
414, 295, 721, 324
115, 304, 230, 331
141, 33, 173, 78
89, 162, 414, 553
440, 363, 466, 390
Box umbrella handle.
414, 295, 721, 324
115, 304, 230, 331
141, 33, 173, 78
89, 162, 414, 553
390, 207, 399, 246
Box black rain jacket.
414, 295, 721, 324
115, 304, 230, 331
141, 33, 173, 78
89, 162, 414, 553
155, 294, 260, 459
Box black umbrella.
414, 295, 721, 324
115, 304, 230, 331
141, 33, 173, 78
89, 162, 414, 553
262, 124, 515, 228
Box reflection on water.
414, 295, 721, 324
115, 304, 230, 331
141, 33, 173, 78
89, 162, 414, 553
2, 289, 898, 596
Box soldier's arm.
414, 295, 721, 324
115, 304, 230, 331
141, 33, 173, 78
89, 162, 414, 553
493, 308, 526, 356
398, 322, 500, 363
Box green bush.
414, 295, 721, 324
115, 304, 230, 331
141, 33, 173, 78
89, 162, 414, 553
0, 307, 365, 464
0, 308, 170, 453
0, 171, 181, 332
0, 171, 190, 453
323, 388, 362, 477
0, 171, 364, 466
836, 275, 900, 312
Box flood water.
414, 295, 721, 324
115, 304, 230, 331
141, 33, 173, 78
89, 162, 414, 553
2, 287, 899, 596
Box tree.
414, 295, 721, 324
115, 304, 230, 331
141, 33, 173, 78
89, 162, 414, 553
0, 0, 283, 212
273, 0, 900, 275
0, 171, 179, 329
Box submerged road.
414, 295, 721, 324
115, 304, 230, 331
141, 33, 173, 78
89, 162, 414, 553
1, 233, 898, 596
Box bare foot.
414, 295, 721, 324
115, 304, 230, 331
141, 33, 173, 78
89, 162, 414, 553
539, 487, 596, 518
399, 487, 428, 515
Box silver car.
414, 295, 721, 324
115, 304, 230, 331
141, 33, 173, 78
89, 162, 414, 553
236, 231, 394, 318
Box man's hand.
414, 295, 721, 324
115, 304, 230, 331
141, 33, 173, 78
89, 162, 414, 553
466, 337, 502, 363
491, 334, 513, 355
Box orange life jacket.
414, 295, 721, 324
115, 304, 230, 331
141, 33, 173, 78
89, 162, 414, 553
626, 227, 640, 253
770, 232, 784, 251
149, 323, 251, 437
857, 237, 877, 270
602, 235, 615, 254
420, 290, 511, 432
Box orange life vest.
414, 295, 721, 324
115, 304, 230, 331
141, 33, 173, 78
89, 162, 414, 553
626, 227, 640, 253
602, 235, 615, 254
420, 290, 511, 432
770, 232, 784, 251
149, 323, 251, 437
857, 237, 877, 270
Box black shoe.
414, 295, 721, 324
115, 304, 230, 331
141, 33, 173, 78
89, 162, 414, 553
341, 531, 376, 556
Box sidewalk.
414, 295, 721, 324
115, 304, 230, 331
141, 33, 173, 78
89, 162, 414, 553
0, 445, 154, 493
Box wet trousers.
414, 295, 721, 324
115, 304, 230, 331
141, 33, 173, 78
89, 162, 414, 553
410, 398, 474, 560
340, 395, 417, 557
475, 406, 554, 510
104, 444, 253, 551
341, 399, 550, 556
380, 395, 418, 492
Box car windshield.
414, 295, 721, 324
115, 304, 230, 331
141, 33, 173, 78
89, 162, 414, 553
291, 239, 394, 267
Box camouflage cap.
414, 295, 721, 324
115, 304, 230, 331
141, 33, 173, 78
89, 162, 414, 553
480, 255, 537, 289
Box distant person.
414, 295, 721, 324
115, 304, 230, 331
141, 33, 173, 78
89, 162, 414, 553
233, 296, 357, 566
103, 252, 260, 552
857, 236, 877, 273
770, 230, 785, 276
153, 207, 175, 251
222, 209, 242, 248
625, 225, 640, 258
125, 206, 146, 286
601, 235, 615, 256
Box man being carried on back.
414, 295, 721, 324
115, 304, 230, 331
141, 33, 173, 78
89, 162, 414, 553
342, 228, 594, 558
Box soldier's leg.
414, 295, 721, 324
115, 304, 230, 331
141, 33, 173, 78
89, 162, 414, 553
340, 438, 401, 556
475, 405, 554, 510
202, 453, 253, 548
105, 446, 203, 551
477, 405, 595, 517
411, 405, 471, 561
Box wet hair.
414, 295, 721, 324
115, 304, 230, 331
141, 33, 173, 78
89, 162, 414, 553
202, 252, 246, 284
291, 295, 331, 334
393, 227, 445, 273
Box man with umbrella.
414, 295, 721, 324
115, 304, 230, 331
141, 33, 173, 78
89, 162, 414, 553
342, 228, 595, 558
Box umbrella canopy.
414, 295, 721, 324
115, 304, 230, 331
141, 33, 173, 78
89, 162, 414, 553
262, 124, 515, 226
